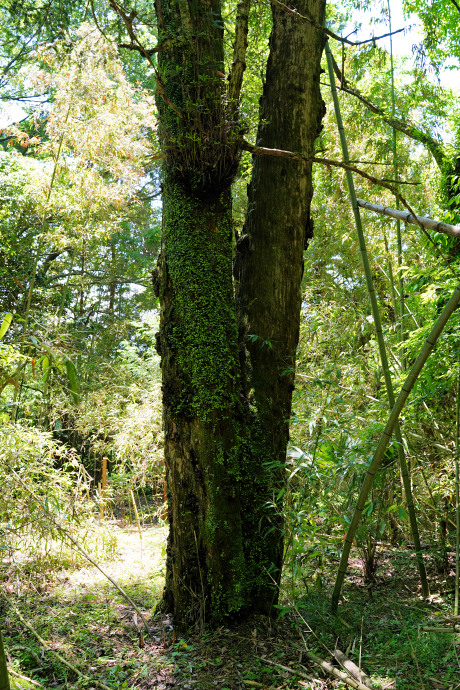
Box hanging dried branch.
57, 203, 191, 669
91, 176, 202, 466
357, 198, 460, 239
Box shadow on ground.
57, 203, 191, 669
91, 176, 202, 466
2, 526, 460, 689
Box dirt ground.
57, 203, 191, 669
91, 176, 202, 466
3, 524, 460, 689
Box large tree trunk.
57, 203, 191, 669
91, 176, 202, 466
154, 0, 326, 626
235, 0, 326, 599
157, 182, 248, 625
154, 0, 250, 627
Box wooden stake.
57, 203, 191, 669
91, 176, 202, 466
130, 489, 143, 561
98, 482, 103, 519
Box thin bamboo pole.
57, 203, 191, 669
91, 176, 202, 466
387, 0, 406, 371
325, 41, 429, 599
98, 481, 103, 520
101, 456, 108, 519
455, 359, 460, 616
9, 465, 153, 636
141, 486, 154, 526
130, 488, 143, 561
331, 282, 460, 611
1, 592, 111, 690
0, 630, 10, 690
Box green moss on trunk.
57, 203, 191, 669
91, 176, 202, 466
154, 0, 326, 626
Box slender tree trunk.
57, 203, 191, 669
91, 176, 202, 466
235, 0, 326, 599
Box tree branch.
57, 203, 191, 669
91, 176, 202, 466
108, 0, 182, 117
270, 0, 404, 46
328, 52, 446, 170
241, 140, 419, 187
118, 42, 156, 55
242, 139, 458, 275
41, 246, 73, 276
45, 271, 150, 287
227, 0, 251, 115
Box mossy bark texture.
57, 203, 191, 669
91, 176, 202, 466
154, 0, 325, 626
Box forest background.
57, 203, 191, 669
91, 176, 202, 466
2, 0, 460, 687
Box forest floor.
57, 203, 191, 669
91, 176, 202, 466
2, 523, 460, 690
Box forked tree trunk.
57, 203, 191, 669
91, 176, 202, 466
154, 0, 326, 626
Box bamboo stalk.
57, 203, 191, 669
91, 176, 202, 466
135, 489, 144, 527
256, 653, 372, 690
127, 488, 134, 524
356, 198, 460, 238
8, 668, 43, 687
101, 456, 108, 520
8, 466, 153, 637
0, 630, 10, 690
130, 488, 143, 561
98, 481, 103, 520
326, 41, 429, 600
331, 281, 460, 611
387, 0, 406, 371
455, 359, 460, 616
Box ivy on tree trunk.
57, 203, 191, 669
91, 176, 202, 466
154, 0, 326, 627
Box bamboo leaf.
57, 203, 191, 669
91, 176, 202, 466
0, 313, 13, 340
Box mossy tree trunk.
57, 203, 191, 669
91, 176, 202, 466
154, 0, 251, 627
154, 0, 326, 626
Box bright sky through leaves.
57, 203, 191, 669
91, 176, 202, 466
340, 0, 460, 94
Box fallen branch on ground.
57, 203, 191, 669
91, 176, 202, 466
256, 653, 373, 690
1, 590, 112, 690
8, 667, 43, 687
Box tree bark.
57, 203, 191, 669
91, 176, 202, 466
234, 0, 326, 599
154, 0, 250, 627
154, 0, 326, 626
0, 630, 10, 690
